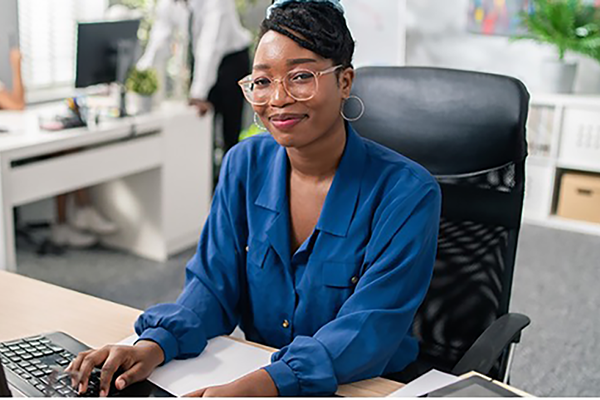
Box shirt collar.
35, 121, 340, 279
255, 123, 367, 237
255, 142, 288, 213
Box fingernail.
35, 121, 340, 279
78, 383, 83, 394
100, 389, 106, 397
116, 378, 126, 390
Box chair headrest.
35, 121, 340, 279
349, 67, 530, 176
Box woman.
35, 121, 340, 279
67, 0, 441, 396
0, 48, 25, 110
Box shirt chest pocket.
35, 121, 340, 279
320, 260, 362, 288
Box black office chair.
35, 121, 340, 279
348, 67, 531, 383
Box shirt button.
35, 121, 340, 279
351, 276, 359, 285
282, 320, 290, 329
245, 246, 249, 252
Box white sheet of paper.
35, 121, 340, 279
119, 335, 273, 396
387, 369, 460, 397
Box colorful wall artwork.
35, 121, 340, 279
467, 0, 531, 36
468, 0, 600, 36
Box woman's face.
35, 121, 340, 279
252, 30, 354, 149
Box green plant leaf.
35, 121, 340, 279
512, 0, 600, 63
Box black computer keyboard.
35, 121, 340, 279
0, 333, 102, 397
0, 332, 172, 398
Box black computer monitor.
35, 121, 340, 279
75, 19, 141, 89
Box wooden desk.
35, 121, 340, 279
0, 271, 402, 397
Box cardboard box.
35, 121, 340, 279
557, 172, 600, 224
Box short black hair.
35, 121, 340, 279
259, 2, 355, 69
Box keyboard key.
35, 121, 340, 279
58, 388, 72, 396
20, 353, 33, 361
17, 361, 31, 368
25, 365, 38, 372
49, 346, 64, 353
42, 349, 54, 356
43, 368, 53, 375
40, 377, 50, 385
15, 350, 26, 356
56, 358, 69, 366
4, 340, 23, 347
4, 352, 14, 357
9, 356, 22, 363
24, 336, 43, 342
29, 378, 40, 385
30, 359, 41, 364
31, 370, 44, 378
31, 351, 43, 358
6, 363, 17, 370
18, 370, 30, 378
8, 345, 20, 351
35, 384, 46, 391
13, 368, 25, 375
40, 338, 51, 344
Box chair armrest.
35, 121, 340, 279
451, 313, 531, 376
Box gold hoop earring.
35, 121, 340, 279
254, 112, 266, 131
341, 95, 365, 122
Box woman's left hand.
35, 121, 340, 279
185, 369, 278, 397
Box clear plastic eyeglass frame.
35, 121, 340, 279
238, 64, 343, 105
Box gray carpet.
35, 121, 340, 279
14, 223, 600, 396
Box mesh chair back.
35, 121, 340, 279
349, 67, 529, 375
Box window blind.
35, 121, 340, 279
18, 0, 107, 91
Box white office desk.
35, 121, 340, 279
0, 101, 213, 271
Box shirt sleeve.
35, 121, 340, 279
188, 5, 227, 100
134, 151, 246, 363
263, 181, 442, 396
136, 0, 178, 70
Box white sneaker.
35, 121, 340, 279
71, 206, 118, 235
51, 224, 97, 248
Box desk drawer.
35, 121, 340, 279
9, 135, 163, 206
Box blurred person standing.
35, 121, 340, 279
137, 0, 252, 158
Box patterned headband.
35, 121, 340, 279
266, 0, 345, 18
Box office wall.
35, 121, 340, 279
405, 0, 600, 94
0, 0, 19, 90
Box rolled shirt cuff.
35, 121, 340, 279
263, 360, 301, 397
135, 326, 179, 364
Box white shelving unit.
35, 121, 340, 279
524, 93, 600, 236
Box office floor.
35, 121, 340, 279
14, 223, 600, 397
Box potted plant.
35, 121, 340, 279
513, 0, 600, 93
126, 67, 159, 113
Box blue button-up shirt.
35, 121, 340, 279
135, 124, 441, 396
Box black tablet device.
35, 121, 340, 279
426, 375, 521, 397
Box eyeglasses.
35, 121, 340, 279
238, 65, 343, 106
